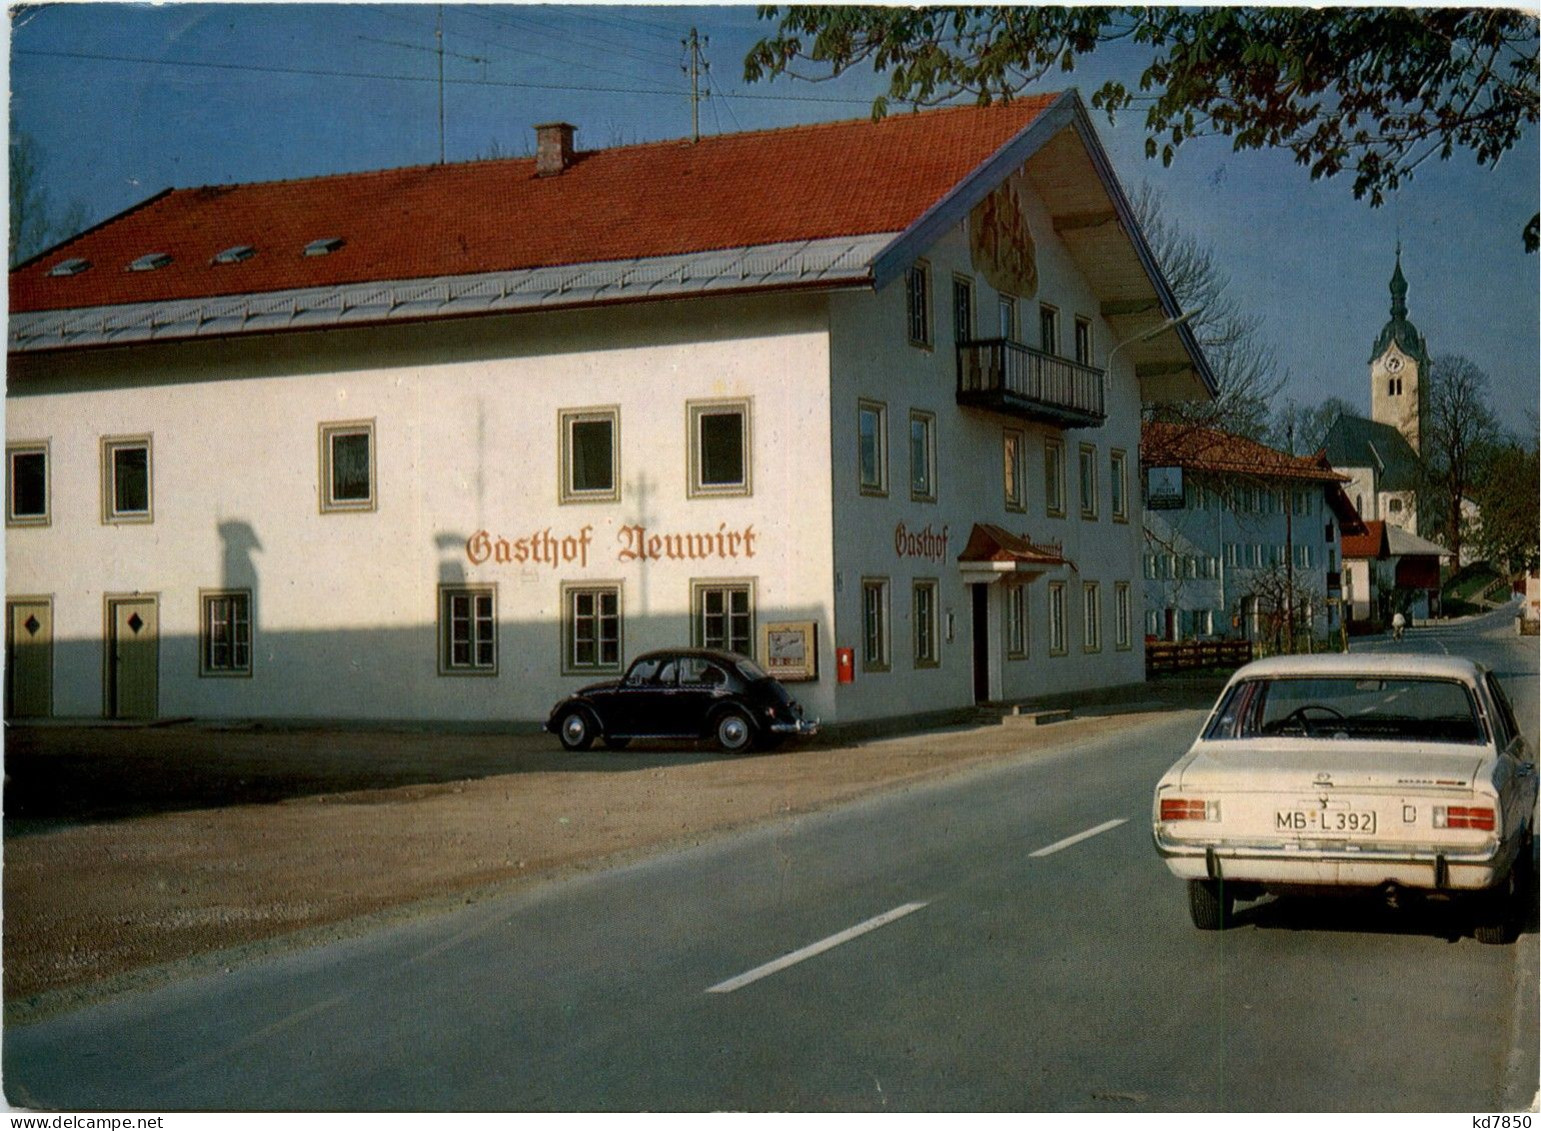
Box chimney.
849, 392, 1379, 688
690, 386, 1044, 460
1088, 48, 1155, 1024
534, 122, 576, 176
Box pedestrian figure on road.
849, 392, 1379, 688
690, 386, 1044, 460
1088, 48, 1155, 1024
1392, 610, 1406, 642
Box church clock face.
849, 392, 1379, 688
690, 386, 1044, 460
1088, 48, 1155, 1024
1384, 354, 1404, 373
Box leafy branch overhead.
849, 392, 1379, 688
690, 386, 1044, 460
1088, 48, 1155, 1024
745, 7, 1540, 248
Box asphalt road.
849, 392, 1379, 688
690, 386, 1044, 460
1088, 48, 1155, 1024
5, 607, 1536, 1112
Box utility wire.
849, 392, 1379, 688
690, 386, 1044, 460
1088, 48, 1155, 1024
454, 6, 682, 72
15, 46, 879, 105
445, 9, 682, 92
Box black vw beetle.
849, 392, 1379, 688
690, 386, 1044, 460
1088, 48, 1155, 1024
545, 648, 819, 754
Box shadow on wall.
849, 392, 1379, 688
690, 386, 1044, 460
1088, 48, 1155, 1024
8, 604, 834, 725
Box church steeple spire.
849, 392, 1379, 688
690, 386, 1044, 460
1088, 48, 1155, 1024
1389, 242, 1408, 320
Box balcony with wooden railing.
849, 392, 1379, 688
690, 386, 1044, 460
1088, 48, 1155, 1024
956, 338, 1107, 428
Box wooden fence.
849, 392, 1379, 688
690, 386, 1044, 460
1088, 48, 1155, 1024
1145, 639, 1254, 676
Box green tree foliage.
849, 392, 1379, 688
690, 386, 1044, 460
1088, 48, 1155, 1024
1472, 435, 1540, 574
745, 7, 1540, 247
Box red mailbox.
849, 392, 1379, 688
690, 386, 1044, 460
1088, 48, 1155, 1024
836, 647, 855, 684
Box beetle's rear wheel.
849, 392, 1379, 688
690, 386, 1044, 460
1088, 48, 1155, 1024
1188, 879, 1234, 931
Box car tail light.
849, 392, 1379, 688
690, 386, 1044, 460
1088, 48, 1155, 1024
1160, 798, 1220, 821
1433, 805, 1495, 830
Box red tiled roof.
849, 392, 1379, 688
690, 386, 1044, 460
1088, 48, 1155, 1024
11, 97, 1059, 314
1342, 520, 1389, 560
1140, 421, 1348, 483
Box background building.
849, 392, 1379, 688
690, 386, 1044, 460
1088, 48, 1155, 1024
1141, 423, 1356, 646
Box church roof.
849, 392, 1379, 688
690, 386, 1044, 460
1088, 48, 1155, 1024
1321, 412, 1422, 492
1369, 251, 1430, 366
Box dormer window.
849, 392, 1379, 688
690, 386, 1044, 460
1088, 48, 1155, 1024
303, 237, 345, 257
213, 245, 256, 265
128, 253, 173, 272
48, 258, 91, 277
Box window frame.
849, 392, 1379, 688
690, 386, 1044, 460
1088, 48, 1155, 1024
559, 406, 621, 505
439, 584, 498, 676
908, 409, 937, 503
691, 578, 756, 656
101, 434, 154, 524
7, 441, 50, 527
905, 260, 933, 349
860, 577, 891, 673
1048, 581, 1068, 657
1039, 304, 1060, 355
562, 582, 623, 675
1044, 438, 1066, 518
1006, 583, 1029, 660
1003, 427, 1027, 513
318, 420, 376, 514
1082, 581, 1102, 653
998, 294, 1018, 341
199, 589, 253, 678
912, 578, 940, 669
1115, 582, 1132, 651
952, 274, 975, 345
1074, 316, 1093, 366
1078, 442, 1099, 520
857, 399, 889, 497
1110, 448, 1128, 523
687, 398, 752, 499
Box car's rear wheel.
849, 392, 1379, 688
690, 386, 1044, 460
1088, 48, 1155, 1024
1188, 879, 1234, 931
1474, 835, 1531, 945
556, 708, 596, 752
714, 709, 755, 754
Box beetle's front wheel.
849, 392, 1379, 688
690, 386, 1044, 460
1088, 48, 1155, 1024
714, 709, 755, 754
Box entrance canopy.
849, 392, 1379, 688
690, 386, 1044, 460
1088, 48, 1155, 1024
957, 523, 1069, 581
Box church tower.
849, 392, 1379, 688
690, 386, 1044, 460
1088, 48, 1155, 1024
1368, 247, 1430, 454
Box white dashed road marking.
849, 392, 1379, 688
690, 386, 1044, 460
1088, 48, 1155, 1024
1029, 818, 1128, 858
706, 902, 930, 994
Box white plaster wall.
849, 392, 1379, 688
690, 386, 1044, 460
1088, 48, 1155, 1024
1143, 483, 1341, 639
6, 293, 838, 722
826, 196, 1145, 723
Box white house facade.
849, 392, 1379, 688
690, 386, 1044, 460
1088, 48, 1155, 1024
6, 94, 1214, 728
1140, 424, 1357, 645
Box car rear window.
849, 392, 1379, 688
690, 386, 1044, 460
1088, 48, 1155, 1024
1207, 676, 1486, 744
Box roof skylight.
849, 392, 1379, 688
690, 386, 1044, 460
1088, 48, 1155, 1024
128, 252, 173, 272
303, 237, 345, 257
48, 258, 91, 277
213, 245, 256, 265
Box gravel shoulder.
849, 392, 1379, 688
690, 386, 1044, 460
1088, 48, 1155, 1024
3, 689, 1214, 1023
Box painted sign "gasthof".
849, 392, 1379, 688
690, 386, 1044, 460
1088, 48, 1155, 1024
465, 523, 759, 569
895, 521, 950, 562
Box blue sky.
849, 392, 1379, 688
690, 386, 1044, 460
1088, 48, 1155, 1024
8, 3, 1539, 435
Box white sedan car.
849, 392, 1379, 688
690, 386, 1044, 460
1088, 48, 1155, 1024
1154, 653, 1536, 943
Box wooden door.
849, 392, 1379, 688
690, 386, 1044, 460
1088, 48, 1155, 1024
108, 597, 158, 719
6, 599, 53, 718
